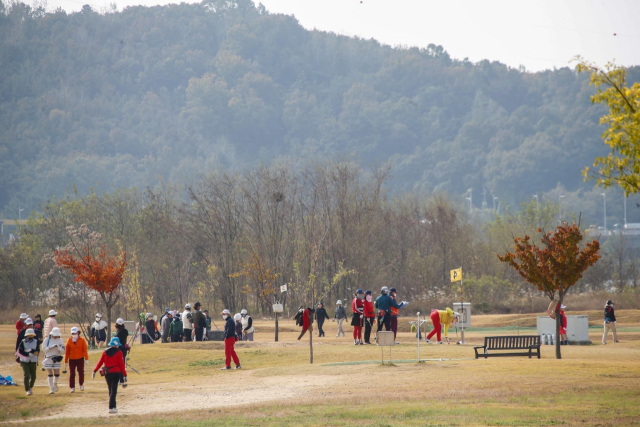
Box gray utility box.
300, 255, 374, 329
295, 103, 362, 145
536, 315, 591, 345
207, 330, 225, 341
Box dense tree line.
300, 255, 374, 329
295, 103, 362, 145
1, 164, 638, 321
2, 0, 639, 222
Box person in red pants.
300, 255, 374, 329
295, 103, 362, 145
426, 308, 458, 344
351, 289, 364, 345
559, 304, 568, 345
221, 309, 241, 370
64, 327, 89, 392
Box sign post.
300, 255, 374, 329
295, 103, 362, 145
450, 267, 465, 344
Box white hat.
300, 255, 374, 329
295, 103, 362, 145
48, 309, 57, 316
95, 313, 102, 318
146, 312, 153, 318
116, 318, 124, 325
185, 303, 191, 310
25, 318, 33, 325
51, 327, 61, 336
222, 309, 230, 315
336, 300, 342, 305
25, 328, 36, 337
234, 313, 242, 321
20, 313, 28, 320
241, 309, 248, 315
560, 304, 567, 309
70, 327, 79, 334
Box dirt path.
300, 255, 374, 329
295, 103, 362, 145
3, 371, 332, 423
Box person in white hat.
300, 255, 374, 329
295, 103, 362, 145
559, 304, 569, 345
333, 300, 347, 337
43, 309, 58, 339
15, 318, 34, 351
16, 313, 28, 335
16, 328, 39, 396
43, 326, 65, 394
221, 309, 241, 370
91, 313, 109, 349
64, 327, 89, 392
240, 309, 254, 341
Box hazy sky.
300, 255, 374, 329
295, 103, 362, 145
45, 0, 640, 72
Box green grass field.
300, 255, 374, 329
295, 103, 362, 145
1, 311, 639, 426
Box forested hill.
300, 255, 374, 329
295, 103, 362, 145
1, 0, 638, 216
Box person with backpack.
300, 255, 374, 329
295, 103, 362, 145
315, 302, 330, 337
192, 302, 206, 341
43, 327, 65, 394
161, 310, 173, 343
333, 300, 347, 337
603, 300, 619, 344
363, 291, 376, 344
296, 306, 315, 340
182, 304, 194, 342
170, 311, 184, 343
64, 327, 89, 393
17, 328, 39, 396
92, 337, 127, 414
221, 309, 241, 370
351, 290, 365, 345
91, 313, 108, 349
241, 309, 254, 341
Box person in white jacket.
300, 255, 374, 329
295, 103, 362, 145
43, 327, 65, 394
91, 313, 108, 349
182, 304, 194, 342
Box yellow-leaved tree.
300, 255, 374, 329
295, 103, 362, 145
576, 57, 640, 194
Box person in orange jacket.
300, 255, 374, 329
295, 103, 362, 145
64, 327, 89, 392
426, 307, 459, 344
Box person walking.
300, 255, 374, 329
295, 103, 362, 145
333, 300, 347, 337
192, 302, 206, 342
363, 291, 376, 344
64, 327, 89, 393
426, 307, 458, 344
16, 313, 28, 335
559, 305, 569, 345
16, 318, 33, 351
351, 290, 365, 345
182, 304, 194, 342
17, 328, 39, 396
603, 300, 619, 344
170, 311, 184, 343
221, 309, 241, 370
33, 314, 44, 344
43, 310, 58, 339
375, 287, 407, 333
315, 302, 329, 337
43, 327, 65, 394
92, 337, 127, 414
115, 318, 129, 354
161, 311, 173, 343
91, 313, 109, 349
143, 313, 158, 344
241, 309, 254, 341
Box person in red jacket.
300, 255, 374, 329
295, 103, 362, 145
93, 337, 127, 414
16, 313, 28, 335
363, 290, 375, 345
351, 289, 364, 345
559, 305, 568, 345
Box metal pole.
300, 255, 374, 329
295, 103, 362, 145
624, 195, 627, 226
460, 267, 465, 345
601, 193, 606, 232
417, 311, 420, 362
559, 195, 564, 224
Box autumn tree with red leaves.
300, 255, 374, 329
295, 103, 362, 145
52, 225, 126, 341
498, 221, 600, 359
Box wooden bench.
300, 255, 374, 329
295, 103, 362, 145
474, 335, 541, 359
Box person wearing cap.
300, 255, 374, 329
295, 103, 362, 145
333, 300, 347, 337
182, 303, 194, 342
192, 302, 207, 342
351, 290, 365, 345
375, 287, 407, 334
240, 309, 254, 341
315, 302, 329, 338
426, 307, 458, 344
234, 313, 243, 340
161, 310, 173, 343
603, 300, 619, 344
43, 309, 58, 339
143, 313, 158, 344
43, 326, 65, 394
159, 308, 171, 329
33, 314, 44, 343
363, 291, 376, 344
389, 287, 408, 344
559, 304, 569, 345
64, 327, 89, 392
221, 309, 241, 370
16, 318, 34, 351
16, 313, 28, 335
16, 328, 39, 396
115, 318, 129, 358
170, 311, 184, 343
93, 337, 127, 414
91, 313, 109, 349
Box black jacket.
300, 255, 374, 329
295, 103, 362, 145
315, 308, 329, 322
16, 328, 27, 351
193, 310, 206, 329
116, 325, 129, 348
604, 306, 616, 322
224, 316, 237, 340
